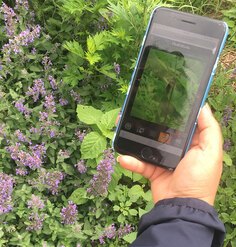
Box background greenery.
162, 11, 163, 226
0, 0, 235, 246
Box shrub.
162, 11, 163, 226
0, 0, 235, 246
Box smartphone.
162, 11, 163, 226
113, 7, 228, 170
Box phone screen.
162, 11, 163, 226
131, 48, 203, 132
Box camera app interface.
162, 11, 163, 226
127, 47, 204, 149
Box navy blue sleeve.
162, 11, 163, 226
130, 198, 225, 247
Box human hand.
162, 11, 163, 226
117, 104, 223, 206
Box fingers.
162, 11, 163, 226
117, 155, 145, 173
197, 104, 223, 152
189, 127, 200, 148
117, 155, 165, 180
115, 115, 120, 126
115, 111, 122, 126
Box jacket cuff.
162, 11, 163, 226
138, 198, 225, 246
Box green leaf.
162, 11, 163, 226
61, 163, 74, 175
123, 232, 137, 244
128, 185, 144, 202
129, 208, 138, 216
63, 41, 84, 58
87, 33, 106, 54
9, 89, 18, 99
97, 122, 115, 139
98, 64, 117, 80
121, 167, 133, 179
77, 105, 103, 125
99, 108, 120, 130
29, 65, 42, 72
69, 188, 88, 205
139, 208, 148, 217
86, 52, 101, 65
117, 214, 125, 223
223, 152, 232, 166
87, 35, 96, 54
113, 205, 120, 211
81, 132, 107, 159
143, 190, 152, 202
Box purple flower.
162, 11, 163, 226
14, 99, 31, 117
222, 106, 233, 127
2, 25, 41, 56
19, 151, 42, 169
31, 47, 36, 54
27, 194, 44, 209
6, 142, 21, 160
15, 0, 29, 11
43, 170, 64, 195
0, 3, 18, 37
114, 62, 120, 75
231, 67, 236, 79
74, 160, 87, 174
16, 167, 28, 176
58, 149, 70, 158
70, 90, 82, 103
42, 56, 52, 71
44, 94, 56, 113
60, 201, 78, 225
97, 17, 108, 31
14, 99, 25, 112
29, 144, 46, 159
117, 224, 133, 238
15, 129, 29, 143
0, 124, 6, 138
48, 75, 57, 90
26, 212, 44, 231
7, 143, 46, 170
49, 130, 56, 138
59, 98, 68, 106
223, 139, 232, 151
99, 224, 117, 244
26, 79, 46, 102
75, 129, 86, 142
87, 149, 115, 196
39, 111, 48, 122
0, 173, 14, 215
30, 127, 40, 134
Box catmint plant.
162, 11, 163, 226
60, 201, 78, 225
87, 149, 116, 196
74, 160, 87, 174
0, 173, 14, 214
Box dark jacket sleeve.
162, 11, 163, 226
130, 198, 225, 247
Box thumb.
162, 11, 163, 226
197, 104, 223, 152
117, 155, 165, 180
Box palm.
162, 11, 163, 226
149, 147, 206, 203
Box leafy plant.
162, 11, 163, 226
77, 105, 119, 159
0, 0, 235, 246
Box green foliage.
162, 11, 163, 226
77, 105, 119, 159
0, 0, 235, 246
209, 64, 236, 247
222, 3, 236, 45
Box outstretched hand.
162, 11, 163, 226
117, 104, 223, 205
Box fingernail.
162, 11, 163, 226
117, 155, 121, 163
